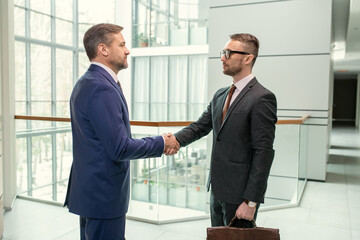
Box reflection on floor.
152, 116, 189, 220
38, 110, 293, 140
3, 126, 360, 240
127, 200, 207, 223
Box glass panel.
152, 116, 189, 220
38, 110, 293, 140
31, 44, 51, 101
132, 57, 150, 120
30, 0, 51, 14
169, 55, 187, 120
15, 41, 26, 102
134, 25, 151, 48
133, 0, 150, 47
150, 103, 167, 122
30, 11, 51, 42
56, 49, 73, 103
188, 55, 207, 119
264, 124, 300, 207
298, 124, 308, 201
128, 126, 208, 223
15, 102, 27, 117
31, 185, 53, 201
56, 19, 73, 46
132, 158, 150, 202
16, 119, 72, 203
169, 20, 188, 46
16, 137, 28, 194
187, 186, 206, 211
14, 6, 25, 37
31, 102, 52, 118
56, 102, 70, 118
169, 103, 186, 121
133, 0, 208, 47
189, 19, 207, 45
78, 23, 92, 48
30, 102, 52, 136
78, 51, 90, 78
31, 135, 53, 201
150, 56, 168, 121
55, 0, 73, 21
150, 1, 168, 47
56, 131, 72, 202
150, 22, 168, 47
14, 0, 25, 6
78, 0, 115, 24
132, 102, 149, 121
168, 184, 186, 207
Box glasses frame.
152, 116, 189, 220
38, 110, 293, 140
220, 49, 251, 59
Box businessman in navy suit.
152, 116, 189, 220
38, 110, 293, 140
174, 33, 277, 227
64, 23, 179, 240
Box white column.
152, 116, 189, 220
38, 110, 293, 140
356, 73, 360, 129
1, 0, 17, 209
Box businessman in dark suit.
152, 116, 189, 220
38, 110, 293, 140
64, 23, 179, 240
174, 33, 277, 227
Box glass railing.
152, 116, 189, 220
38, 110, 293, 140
14, 114, 309, 223
264, 115, 310, 210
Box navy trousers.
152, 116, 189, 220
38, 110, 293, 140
80, 215, 126, 240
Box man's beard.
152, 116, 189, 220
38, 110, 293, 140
111, 60, 128, 72
223, 65, 241, 76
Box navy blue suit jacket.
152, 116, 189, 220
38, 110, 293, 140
64, 64, 164, 219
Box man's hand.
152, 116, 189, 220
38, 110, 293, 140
162, 133, 180, 155
235, 201, 256, 221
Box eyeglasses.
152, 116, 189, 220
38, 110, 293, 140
220, 49, 250, 59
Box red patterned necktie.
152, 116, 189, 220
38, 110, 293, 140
222, 84, 236, 123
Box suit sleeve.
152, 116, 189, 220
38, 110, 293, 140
174, 103, 213, 147
243, 92, 277, 203
88, 85, 164, 162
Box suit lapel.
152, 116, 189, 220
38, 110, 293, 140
89, 64, 129, 113
214, 88, 229, 131
219, 78, 258, 131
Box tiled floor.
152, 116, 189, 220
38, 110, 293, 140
3, 126, 360, 240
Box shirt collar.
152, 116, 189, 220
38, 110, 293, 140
91, 61, 118, 84
233, 73, 254, 91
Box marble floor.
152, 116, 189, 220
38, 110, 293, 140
3, 125, 360, 240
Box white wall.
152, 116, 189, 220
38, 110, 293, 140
208, 0, 332, 181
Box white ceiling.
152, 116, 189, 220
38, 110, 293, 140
332, 0, 360, 76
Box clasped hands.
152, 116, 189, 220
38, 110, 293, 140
162, 133, 180, 155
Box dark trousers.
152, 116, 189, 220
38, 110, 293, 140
80, 215, 126, 240
210, 191, 259, 228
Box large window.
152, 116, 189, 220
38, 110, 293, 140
132, 54, 207, 121
133, 0, 209, 47
130, 0, 209, 217
14, 0, 210, 221
14, 0, 116, 202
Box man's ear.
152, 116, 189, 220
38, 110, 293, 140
98, 43, 108, 57
245, 54, 254, 65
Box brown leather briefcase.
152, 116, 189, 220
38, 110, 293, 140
207, 216, 280, 240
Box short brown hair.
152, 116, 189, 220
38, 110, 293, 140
230, 33, 259, 66
83, 23, 124, 60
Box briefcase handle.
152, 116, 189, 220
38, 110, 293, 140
228, 215, 257, 228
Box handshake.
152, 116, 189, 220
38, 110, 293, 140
162, 133, 180, 156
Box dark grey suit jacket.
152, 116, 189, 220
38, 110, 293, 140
174, 78, 277, 204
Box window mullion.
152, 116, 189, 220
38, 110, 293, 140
51, 0, 57, 202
